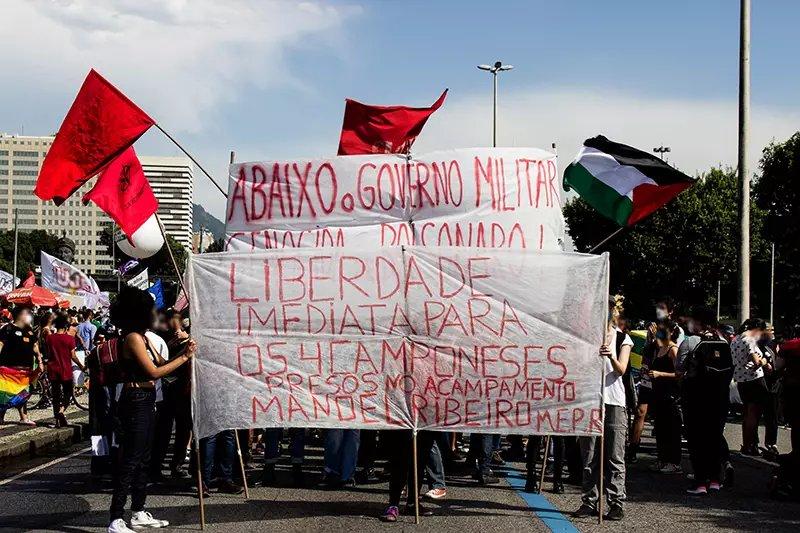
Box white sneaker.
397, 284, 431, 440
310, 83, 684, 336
659, 463, 683, 474
108, 519, 136, 533
130, 511, 169, 529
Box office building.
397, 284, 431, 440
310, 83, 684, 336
0, 133, 194, 274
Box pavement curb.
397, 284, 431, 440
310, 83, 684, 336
0, 411, 89, 466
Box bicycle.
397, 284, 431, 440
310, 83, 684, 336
26, 369, 89, 412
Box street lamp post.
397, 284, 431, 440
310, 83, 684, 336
653, 145, 671, 160
738, 0, 751, 323
478, 61, 514, 148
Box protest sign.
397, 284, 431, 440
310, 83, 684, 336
0, 270, 19, 294
40, 251, 108, 309
224, 148, 564, 252
127, 268, 149, 289
188, 247, 608, 440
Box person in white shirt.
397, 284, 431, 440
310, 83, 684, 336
575, 297, 632, 522
730, 318, 771, 455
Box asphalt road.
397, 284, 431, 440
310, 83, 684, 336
1, 423, 799, 533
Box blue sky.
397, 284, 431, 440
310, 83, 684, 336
2, 1, 799, 218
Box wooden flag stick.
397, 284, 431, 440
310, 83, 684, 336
539, 435, 551, 492
234, 430, 250, 499
194, 437, 206, 530
154, 123, 228, 198
412, 430, 420, 525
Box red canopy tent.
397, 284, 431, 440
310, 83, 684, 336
3, 286, 69, 308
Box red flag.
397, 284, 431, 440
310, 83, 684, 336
35, 70, 155, 205
18, 271, 35, 289
337, 89, 447, 155
82, 147, 158, 238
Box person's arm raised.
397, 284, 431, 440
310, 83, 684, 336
125, 333, 194, 380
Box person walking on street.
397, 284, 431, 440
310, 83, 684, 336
45, 314, 86, 427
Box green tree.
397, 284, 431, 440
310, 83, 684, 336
205, 237, 225, 253
564, 167, 768, 321
754, 132, 800, 327
0, 229, 60, 276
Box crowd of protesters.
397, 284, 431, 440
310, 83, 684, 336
2, 291, 800, 532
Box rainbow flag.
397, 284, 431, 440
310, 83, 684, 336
0, 366, 33, 409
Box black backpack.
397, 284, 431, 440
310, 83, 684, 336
618, 331, 638, 410
687, 332, 732, 378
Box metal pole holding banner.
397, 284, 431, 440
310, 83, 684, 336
12, 208, 18, 283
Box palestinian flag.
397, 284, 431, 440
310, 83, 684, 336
563, 136, 696, 226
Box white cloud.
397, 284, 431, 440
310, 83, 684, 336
416, 87, 800, 179
2, 0, 359, 132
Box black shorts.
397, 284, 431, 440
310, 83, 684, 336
737, 377, 770, 406
638, 385, 653, 406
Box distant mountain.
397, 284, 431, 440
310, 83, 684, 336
192, 204, 225, 239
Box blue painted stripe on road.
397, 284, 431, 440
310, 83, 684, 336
502, 468, 580, 533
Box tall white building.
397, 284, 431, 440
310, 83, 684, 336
141, 156, 194, 250
0, 133, 194, 274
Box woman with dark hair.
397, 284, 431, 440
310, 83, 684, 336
0, 306, 43, 425
106, 287, 195, 533
731, 318, 770, 456
648, 320, 682, 474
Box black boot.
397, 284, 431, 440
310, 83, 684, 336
626, 442, 639, 464
524, 470, 540, 493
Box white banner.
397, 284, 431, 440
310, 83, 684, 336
188, 247, 608, 439
127, 268, 149, 290
0, 270, 19, 294
40, 251, 106, 309
225, 148, 565, 252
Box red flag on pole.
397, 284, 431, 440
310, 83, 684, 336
35, 69, 155, 205
82, 147, 158, 238
337, 89, 447, 155
18, 271, 35, 289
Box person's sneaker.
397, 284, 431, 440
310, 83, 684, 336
379, 506, 399, 522
341, 478, 356, 488
490, 450, 506, 466
404, 503, 434, 516
686, 485, 708, 495
108, 519, 136, 533
604, 504, 624, 521
356, 466, 379, 484
552, 481, 565, 494
424, 488, 447, 499
659, 463, 683, 474
724, 462, 735, 487
130, 511, 169, 528
708, 481, 721, 492
475, 471, 500, 485
573, 504, 598, 518
217, 479, 244, 494
170, 466, 191, 480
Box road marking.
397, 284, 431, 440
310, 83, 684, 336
0, 446, 90, 487
503, 468, 580, 533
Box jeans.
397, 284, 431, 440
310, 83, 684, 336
151, 380, 192, 473
388, 430, 435, 506
653, 392, 682, 465
50, 379, 73, 417
264, 428, 305, 465
470, 434, 493, 474
201, 430, 235, 483
324, 429, 360, 481
425, 432, 450, 490
109, 388, 156, 522
580, 404, 626, 509
683, 377, 729, 485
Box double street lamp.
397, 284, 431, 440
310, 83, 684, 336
478, 61, 514, 148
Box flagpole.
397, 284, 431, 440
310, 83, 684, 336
153, 123, 228, 198
587, 227, 625, 254
12, 208, 18, 283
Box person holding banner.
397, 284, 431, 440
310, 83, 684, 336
575, 297, 631, 522
107, 287, 196, 533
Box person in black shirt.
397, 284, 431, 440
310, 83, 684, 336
0, 306, 43, 425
